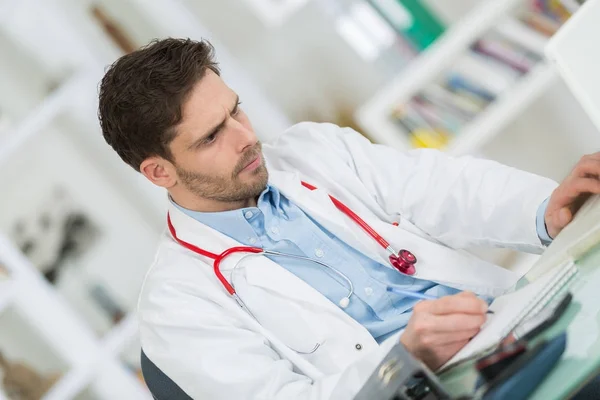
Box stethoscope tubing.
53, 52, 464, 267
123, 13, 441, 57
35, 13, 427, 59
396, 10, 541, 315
167, 181, 418, 305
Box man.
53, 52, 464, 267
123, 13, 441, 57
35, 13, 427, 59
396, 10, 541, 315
98, 38, 600, 399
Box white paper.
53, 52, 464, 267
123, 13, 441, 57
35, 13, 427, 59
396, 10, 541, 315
444, 265, 564, 366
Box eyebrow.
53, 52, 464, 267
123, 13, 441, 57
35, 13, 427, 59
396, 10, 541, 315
188, 95, 240, 150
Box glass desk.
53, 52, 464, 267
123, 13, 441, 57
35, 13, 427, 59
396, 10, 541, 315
439, 245, 600, 399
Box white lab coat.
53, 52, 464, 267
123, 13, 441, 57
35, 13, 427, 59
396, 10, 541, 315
137, 122, 558, 399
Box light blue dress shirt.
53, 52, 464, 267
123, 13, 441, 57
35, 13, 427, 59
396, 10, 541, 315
173, 186, 552, 343
536, 197, 553, 245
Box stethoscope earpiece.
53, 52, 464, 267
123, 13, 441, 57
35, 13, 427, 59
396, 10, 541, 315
339, 297, 350, 309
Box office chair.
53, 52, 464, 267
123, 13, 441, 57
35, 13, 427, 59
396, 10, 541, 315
140, 350, 193, 400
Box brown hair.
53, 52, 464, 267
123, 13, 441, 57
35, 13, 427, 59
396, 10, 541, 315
98, 38, 220, 171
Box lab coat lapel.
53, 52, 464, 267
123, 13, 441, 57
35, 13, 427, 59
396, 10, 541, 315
269, 169, 389, 266
167, 202, 350, 313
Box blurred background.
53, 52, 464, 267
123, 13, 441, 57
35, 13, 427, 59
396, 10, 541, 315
0, 0, 596, 398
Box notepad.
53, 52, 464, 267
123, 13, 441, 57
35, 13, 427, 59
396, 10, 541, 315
440, 194, 600, 368
443, 261, 578, 367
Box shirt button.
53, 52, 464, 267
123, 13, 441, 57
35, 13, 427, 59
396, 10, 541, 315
314, 248, 324, 258
244, 211, 253, 219
271, 226, 280, 234
364, 287, 374, 296
249, 237, 257, 244
355, 344, 362, 351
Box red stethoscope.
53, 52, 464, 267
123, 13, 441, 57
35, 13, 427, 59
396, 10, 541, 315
167, 181, 417, 310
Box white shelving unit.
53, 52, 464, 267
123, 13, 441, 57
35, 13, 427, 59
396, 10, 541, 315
242, 0, 311, 27
0, 72, 91, 165
0, 0, 290, 399
0, 233, 144, 400
355, 0, 562, 155
0, 280, 15, 315
41, 316, 143, 400
447, 63, 558, 155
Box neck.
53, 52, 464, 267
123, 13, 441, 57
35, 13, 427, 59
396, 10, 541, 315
169, 190, 258, 212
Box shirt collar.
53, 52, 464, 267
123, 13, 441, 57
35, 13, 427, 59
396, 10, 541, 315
169, 184, 281, 239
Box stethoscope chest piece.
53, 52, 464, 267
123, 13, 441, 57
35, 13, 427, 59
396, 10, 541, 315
389, 250, 417, 276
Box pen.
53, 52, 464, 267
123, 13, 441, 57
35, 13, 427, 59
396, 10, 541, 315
386, 286, 495, 314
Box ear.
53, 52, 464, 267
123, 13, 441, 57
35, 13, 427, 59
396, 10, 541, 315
140, 156, 177, 188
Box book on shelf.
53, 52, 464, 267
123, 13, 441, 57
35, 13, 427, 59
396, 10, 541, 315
445, 74, 493, 104
519, 10, 562, 36
518, 0, 585, 37
391, 103, 453, 149
419, 85, 484, 119
410, 98, 465, 134
494, 18, 549, 56
471, 33, 541, 74
415, 91, 475, 123
442, 76, 493, 110
448, 51, 522, 96
408, 128, 451, 149
367, 0, 445, 50
557, 0, 582, 14
537, 0, 572, 22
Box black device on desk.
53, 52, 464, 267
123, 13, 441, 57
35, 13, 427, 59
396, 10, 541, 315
354, 343, 452, 400
475, 333, 567, 400
472, 293, 572, 399
354, 294, 571, 400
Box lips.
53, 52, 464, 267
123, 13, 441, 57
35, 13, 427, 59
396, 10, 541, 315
234, 152, 262, 176
235, 143, 263, 175
243, 156, 259, 170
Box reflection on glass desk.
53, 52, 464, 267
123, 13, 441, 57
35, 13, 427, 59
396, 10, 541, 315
439, 244, 600, 400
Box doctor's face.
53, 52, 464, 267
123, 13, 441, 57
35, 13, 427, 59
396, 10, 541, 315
168, 70, 268, 203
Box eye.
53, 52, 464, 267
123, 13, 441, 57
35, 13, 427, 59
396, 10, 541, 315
233, 101, 242, 116
203, 132, 219, 145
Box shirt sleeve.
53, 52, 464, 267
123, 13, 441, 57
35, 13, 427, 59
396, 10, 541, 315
536, 197, 553, 246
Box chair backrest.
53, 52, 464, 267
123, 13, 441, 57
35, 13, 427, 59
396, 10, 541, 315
140, 350, 193, 400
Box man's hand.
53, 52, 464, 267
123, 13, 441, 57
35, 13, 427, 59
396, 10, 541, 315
545, 153, 600, 239
400, 291, 488, 370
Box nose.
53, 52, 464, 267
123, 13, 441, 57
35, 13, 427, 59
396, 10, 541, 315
231, 118, 257, 152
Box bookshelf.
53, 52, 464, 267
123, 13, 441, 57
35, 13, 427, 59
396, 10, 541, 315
356, 0, 575, 154
447, 63, 558, 155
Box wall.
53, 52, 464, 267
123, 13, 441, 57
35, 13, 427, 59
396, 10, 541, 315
0, 306, 68, 375
186, 0, 599, 179
182, 0, 413, 125
482, 79, 600, 182
0, 119, 159, 335
180, 0, 482, 126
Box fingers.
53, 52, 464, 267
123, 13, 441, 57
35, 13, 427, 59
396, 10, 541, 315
565, 177, 600, 199
574, 155, 600, 178
426, 327, 481, 346
427, 312, 487, 332
409, 312, 486, 343
558, 207, 572, 226
417, 291, 488, 316
402, 292, 490, 370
